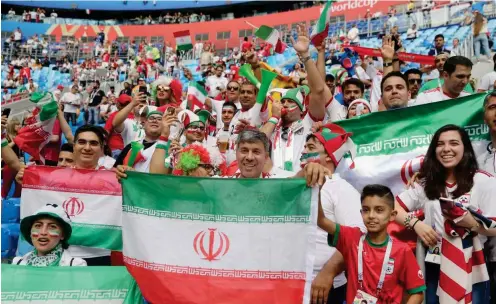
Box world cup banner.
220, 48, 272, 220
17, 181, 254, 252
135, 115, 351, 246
1, 265, 143, 303
20, 166, 122, 250
121, 173, 318, 304
335, 93, 491, 247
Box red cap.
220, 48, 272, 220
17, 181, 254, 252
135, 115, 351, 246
117, 94, 132, 105
57, 85, 64, 90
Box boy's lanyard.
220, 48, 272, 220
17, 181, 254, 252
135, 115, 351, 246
357, 235, 393, 295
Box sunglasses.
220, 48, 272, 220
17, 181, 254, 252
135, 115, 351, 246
408, 79, 422, 84
157, 87, 170, 92
187, 125, 205, 131
227, 86, 240, 91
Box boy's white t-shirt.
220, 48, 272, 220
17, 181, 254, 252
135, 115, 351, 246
118, 119, 145, 147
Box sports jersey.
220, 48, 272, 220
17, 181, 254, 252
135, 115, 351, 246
330, 225, 425, 303
413, 86, 471, 106
325, 97, 347, 122
314, 176, 365, 287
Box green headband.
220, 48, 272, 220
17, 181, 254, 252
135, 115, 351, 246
147, 110, 164, 118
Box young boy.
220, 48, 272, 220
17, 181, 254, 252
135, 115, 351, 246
317, 184, 425, 304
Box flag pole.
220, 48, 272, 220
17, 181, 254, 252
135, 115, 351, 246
244, 21, 259, 31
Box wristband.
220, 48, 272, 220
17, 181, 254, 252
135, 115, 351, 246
159, 135, 168, 142
411, 218, 420, 230
404, 212, 418, 230
301, 55, 311, 64
383, 61, 393, 67
268, 117, 280, 125
156, 144, 169, 151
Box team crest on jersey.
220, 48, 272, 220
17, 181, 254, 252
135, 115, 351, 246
456, 193, 471, 206
386, 258, 395, 274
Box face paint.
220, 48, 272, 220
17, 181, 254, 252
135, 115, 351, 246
48, 229, 61, 237
31, 227, 40, 238
299, 152, 321, 168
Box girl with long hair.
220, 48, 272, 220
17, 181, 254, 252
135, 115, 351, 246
394, 124, 496, 303
472, 10, 491, 62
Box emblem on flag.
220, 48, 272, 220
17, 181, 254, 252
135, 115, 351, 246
193, 228, 230, 261
62, 197, 85, 217
400, 155, 424, 185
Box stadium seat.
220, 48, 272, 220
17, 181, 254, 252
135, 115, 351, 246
1, 223, 20, 258
1, 198, 21, 223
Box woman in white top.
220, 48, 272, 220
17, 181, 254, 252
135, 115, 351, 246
394, 124, 495, 303
13, 204, 86, 266
472, 10, 491, 62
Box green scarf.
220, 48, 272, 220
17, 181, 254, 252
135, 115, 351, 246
25, 244, 63, 267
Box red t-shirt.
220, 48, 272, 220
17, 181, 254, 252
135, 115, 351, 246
41, 119, 61, 162
331, 225, 425, 304
104, 111, 133, 151
241, 41, 252, 53
102, 53, 110, 63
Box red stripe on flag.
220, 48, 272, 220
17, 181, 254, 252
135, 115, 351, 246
468, 249, 485, 267
22, 166, 122, 196
126, 262, 306, 304
442, 238, 468, 271
395, 196, 410, 212
311, 24, 329, 47
173, 30, 190, 37
465, 292, 472, 304
439, 271, 466, 301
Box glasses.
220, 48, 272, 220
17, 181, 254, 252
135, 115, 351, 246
147, 116, 161, 122
408, 79, 422, 85
227, 86, 240, 91
198, 163, 214, 172
157, 87, 170, 92
187, 125, 205, 131
76, 139, 101, 147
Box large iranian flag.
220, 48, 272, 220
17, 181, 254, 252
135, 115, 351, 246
174, 30, 193, 51
335, 93, 490, 248
14, 92, 58, 161
122, 173, 317, 304
2, 265, 143, 303
187, 81, 207, 111
20, 166, 123, 250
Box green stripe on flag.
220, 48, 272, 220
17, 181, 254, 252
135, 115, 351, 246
2, 265, 143, 303
189, 81, 208, 96
122, 173, 312, 219
177, 44, 193, 51
336, 93, 489, 157
70, 224, 122, 251
39, 99, 59, 122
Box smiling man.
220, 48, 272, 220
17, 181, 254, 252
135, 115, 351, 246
380, 71, 410, 110
415, 56, 473, 106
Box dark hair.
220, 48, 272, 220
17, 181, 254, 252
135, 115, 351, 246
419, 124, 478, 200
241, 81, 259, 95
74, 125, 107, 147
434, 34, 444, 41
443, 56, 473, 76
360, 184, 394, 209
60, 143, 73, 153
244, 37, 248, 42
236, 129, 269, 153
380, 71, 409, 93
493, 53, 496, 71
483, 91, 496, 108
404, 68, 422, 79
342, 78, 365, 94
325, 74, 335, 82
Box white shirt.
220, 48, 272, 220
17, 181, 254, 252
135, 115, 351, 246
423, 69, 439, 82
14, 31, 22, 41
118, 119, 145, 147
210, 98, 241, 129
51, 12, 57, 18
325, 98, 347, 122
407, 28, 418, 39
205, 75, 228, 98
13, 250, 87, 266
314, 175, 366, 286
477, 143, 495, 176
8, 10, 15, 16
414, 86, 471, 106
477, 71, 496, 92
354, 66, 371, 82
30, 11, 37, 19
347, 27, 360, 43
60, 92, 81, 113
370, 72, 383, 112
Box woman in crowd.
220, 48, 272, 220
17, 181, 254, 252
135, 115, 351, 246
172, 144, 226, 177
472, 10, 491, 62
346, 99, 371, 118
13, 204, 86, 266
394, 124, 495, 303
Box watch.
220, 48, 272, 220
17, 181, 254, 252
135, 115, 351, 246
383, 61, 393, 67
301, 55, 311, 64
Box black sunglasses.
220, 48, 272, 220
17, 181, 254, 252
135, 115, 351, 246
408, 79, 422, 84
227, 86, 240, 91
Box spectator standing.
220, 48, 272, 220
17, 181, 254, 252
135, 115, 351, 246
200, 44, 214, 70
428, 34, 451, 56
50, 10, 57, 23
241, 37, 253, 53
87, 81, 106, 125
450, 38, 462, 56
8, 8, 15, 19
407, 24, 418, 40
60, 85, 82, 126
472, 10, 491, 62
477, 54, 496, 92
29, 9, 37, 23
347, 24, 360, 46
206, 65, 228, 98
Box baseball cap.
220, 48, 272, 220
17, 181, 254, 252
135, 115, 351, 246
117, 94, 132, 105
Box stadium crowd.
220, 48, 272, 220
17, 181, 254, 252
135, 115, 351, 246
2, 1, 496, 304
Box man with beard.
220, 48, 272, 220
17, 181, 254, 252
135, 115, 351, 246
151, 76, 183, 109
119, 81, 132, 96
206, 65, 228, 98
380, 71, 410, 110
114, 110, 163, 176
404, 69, 422, 105
415, 56, 472, 105
149, 109, 212, 174
327, 78, 365, 122
205, 80, 241, 130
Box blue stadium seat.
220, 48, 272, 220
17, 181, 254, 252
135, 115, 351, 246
1, 223, 20, 258
1, 198, 21, 223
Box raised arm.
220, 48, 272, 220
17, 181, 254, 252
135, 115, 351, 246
291, 24, 328, 121
317, 187, 337, 235
380, 35, 396, 77
315, 41, 326, 82
112, 93, 143, 133
149, 112, 178, 175
57, 107, 73, 144
1, 116, 21, 172
259, 98, 282, 138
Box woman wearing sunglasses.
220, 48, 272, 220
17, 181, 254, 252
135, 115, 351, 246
172, 144, 226, 177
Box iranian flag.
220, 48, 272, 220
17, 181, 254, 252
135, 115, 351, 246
2, 265, 143, 303
254, 25, 287, 54
20, 166, 123, 250
122, 173, 318, 304
14, 92, 58, 162
173, 30, 193, 51
334, 93, 491, 249
187, 81, 207, 111
310, 0, 334, 46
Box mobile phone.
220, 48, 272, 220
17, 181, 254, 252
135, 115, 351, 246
2, 108, 11, 118
139, 86, 147, 95
166, 107, 176, 116
439, 197, 457, 209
